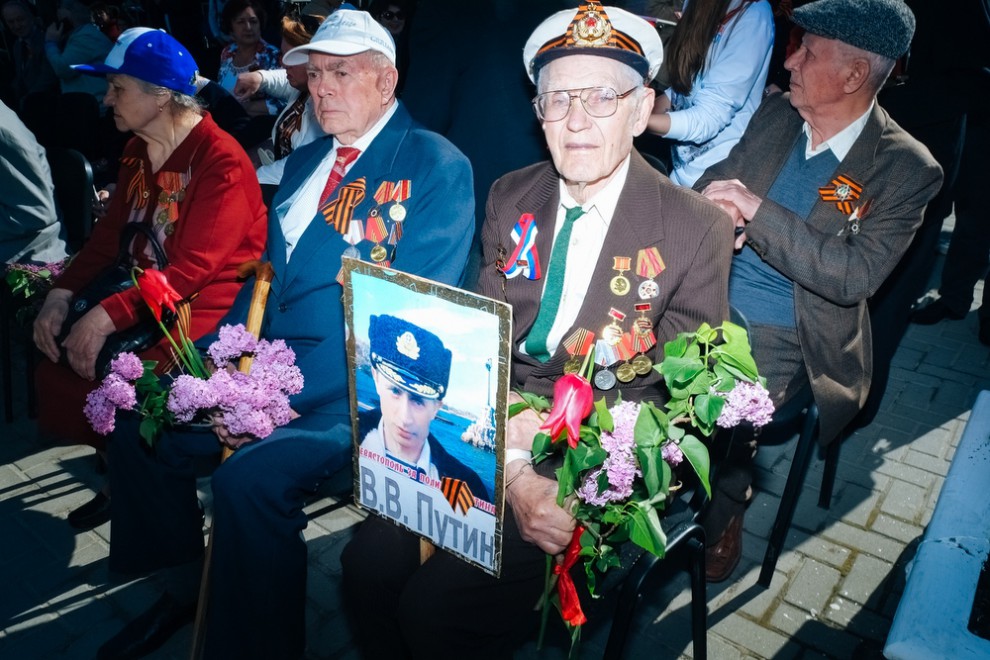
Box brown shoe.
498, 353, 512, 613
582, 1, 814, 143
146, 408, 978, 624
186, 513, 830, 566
705, 514, 743, 583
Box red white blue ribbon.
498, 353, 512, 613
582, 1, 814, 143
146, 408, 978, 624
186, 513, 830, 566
501, 213, 542, 280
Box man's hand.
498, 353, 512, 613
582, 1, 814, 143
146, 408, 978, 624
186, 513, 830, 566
506, 392, 544, 451
506, 463, 576, 555
211, 408, 299, 449
62, 305, 115, 380
233, 71, 263, 102
701, 179, 762, 249
33, 288, 73, 362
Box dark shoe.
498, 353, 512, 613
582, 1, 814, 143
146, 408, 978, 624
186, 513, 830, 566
980, 318, 990, 347
910, 300, 966, 325
705, 514, 743, 583
68, 492, 110, 530
96, 593, 195, 660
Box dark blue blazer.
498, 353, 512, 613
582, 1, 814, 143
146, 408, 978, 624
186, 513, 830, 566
221, 102, 475, 419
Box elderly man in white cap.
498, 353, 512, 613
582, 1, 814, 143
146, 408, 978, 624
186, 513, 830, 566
341, 2, 732, 655
96, 6, 474, 660
695, 0, 943, 583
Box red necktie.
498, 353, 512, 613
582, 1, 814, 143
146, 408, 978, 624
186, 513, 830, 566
318, 146, 361, 208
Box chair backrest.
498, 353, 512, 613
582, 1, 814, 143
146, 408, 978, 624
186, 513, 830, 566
45, 147, 95, 254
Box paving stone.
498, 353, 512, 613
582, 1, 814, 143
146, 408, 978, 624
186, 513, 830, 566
839, 554, 895, 607
783, 558, 841, 614
709, 612, 794, 659
879, 478, 929, 523
907, 425, 955, 458
820, 521, 906, 562
824, 599, 892, 643
901, 448, 951, 476
872, 460, 937, 492
869, 514, 924, 544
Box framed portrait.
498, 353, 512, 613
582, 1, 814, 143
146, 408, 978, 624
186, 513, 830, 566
342, 259, 512, 576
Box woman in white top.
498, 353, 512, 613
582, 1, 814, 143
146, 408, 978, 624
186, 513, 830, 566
647, 0, 774, 187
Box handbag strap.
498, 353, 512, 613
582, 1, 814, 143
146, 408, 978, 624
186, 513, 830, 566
117, 221, 169, 270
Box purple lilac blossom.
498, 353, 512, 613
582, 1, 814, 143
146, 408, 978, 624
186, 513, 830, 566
84, 389, 118, 435
716, 381, 775, 429
576, 401, 642, 506
207, 324, 258, 366
110, 352, 145, 381
662, 442, 684, 466
100, 373, 138, 409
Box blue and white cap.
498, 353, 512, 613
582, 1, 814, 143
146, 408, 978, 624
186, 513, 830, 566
73, 28, 199, 96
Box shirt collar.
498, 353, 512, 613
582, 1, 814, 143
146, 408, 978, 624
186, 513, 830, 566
803, 102, 874, 160
557, 154, 631, 227
334, 101, 398, 153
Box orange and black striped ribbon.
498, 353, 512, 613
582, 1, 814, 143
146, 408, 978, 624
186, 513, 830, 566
441, 477, 475, 515
321, 177, 366, 235
819, 175, 863, 214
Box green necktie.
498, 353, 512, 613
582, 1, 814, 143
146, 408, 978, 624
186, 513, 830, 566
525, 205, 585, 362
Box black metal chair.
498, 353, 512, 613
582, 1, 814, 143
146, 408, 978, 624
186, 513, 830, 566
45, 146, 95, 253
604, 483, 708, 659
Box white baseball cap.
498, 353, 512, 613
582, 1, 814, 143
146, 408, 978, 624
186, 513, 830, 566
283, 7, 396, 66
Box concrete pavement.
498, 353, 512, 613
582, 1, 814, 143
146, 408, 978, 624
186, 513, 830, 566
2, 250, 988, 659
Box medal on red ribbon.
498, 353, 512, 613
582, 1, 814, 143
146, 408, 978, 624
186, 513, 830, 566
501, 213, 542, 280
561, 327, 595, 374
632, 301, 657, 353
365, 213, 388, 262
389, 179, 411, 221
635, 247, 664, 299
601, 307, 625, 346
610, 256, 631, 295
819, 174, 863, 215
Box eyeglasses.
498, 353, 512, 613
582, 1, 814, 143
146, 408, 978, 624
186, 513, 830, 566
532, 86, 638, 122
379, 10, 404, 20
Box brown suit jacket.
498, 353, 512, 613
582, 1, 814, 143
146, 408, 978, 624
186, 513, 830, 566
478, 151, 733, 404
696, 94, 943, 443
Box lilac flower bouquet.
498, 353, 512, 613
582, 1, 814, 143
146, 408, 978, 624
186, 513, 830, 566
85, 324, 303, 446
512, 321, 773, 650
5, 258, 69, 323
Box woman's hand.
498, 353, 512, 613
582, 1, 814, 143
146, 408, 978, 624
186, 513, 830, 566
62, 305, 115, 380
233, 71, 263, 102
33, 288, 73, 362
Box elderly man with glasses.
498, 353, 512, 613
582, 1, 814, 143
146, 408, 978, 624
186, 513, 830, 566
340, 3, 732, 656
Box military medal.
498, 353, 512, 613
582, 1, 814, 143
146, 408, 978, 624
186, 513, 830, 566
631, 353, 653, 375
610, 256, 632, 296
593, 369, 616, 390
388, 179, 411, 222
594, 338, 619, 367
819, 174, 863, 215
601, 308, 625, 345
365, 212, 389, 262
561, 328, 595, 375
343, 219, 363, 259
839, 199, 873, 236
616, 362, 636, 383
635, 247, 665, 300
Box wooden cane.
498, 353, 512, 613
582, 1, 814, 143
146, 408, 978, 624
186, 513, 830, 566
189, 260, 275, 660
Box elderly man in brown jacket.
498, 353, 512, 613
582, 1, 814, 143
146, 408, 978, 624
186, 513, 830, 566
695, 0, 943, 582
341, 2, 733, 656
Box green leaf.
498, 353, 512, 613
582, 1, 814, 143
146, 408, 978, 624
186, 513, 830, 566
679, 435, 711, 498
693, 393, 725, 427
636, 445, 663, 497
531, 432, 554, 463
516, 390, 551, 412
628, 505, 667, 557
507, 402, 529, 418
662, 334, 688, 360
633, 403, 665, 448
594, 397, 613, 433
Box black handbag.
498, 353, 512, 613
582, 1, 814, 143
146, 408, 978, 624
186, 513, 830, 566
58, 222, 175, 379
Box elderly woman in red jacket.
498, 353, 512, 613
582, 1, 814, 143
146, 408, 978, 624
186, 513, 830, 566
33, 28, 268, 530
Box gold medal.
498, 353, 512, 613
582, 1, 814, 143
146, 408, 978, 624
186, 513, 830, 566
164, 222, 175, 236
631, 354, 653, 375
610, 275, 630, 296
601, 322, 622, 346
158, 190, 170, 204
616, 362, 636, 383
370, 244, 388, 262
563, 357, 582, 374
156, 210, 169, 225
389, 203, 406, 222
176, 189, 185, 202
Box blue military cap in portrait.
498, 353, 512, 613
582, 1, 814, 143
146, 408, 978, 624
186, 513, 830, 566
369, 315, 452, 400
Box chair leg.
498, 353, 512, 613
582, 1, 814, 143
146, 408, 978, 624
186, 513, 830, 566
818, 436, 841, 509
759, 405, 819, 588
603, 554, 656, 660
687, 534, 707, 660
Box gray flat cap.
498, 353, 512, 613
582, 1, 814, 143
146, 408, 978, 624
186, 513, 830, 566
793, 0, 915, 60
